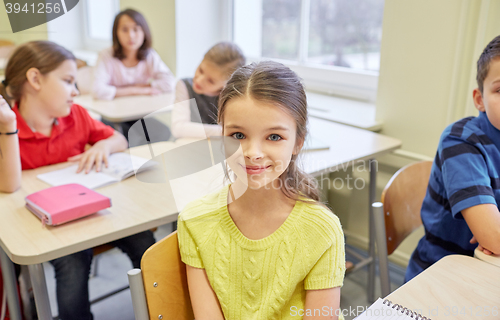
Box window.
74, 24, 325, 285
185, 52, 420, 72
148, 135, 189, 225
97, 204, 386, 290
233, 0, 385, 101
83, 0, 120, 50
308, 0, 384, 71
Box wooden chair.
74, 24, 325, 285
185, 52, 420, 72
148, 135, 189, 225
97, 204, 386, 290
372, 161, 432, 297
0, 39, 15, 77
128, 231, 194, 320
75, 58, 88, 69
0, 39, 15, 57
0, 40, 15, 47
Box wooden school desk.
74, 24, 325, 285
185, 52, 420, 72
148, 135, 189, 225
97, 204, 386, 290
74, 93, 175, 124
0, 117, 400, 320
386, 255, 500, 320
0, 142, 182, 320
474, 247, 500, 268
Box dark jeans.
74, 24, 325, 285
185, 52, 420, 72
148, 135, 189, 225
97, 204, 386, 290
50, 230, 155, 320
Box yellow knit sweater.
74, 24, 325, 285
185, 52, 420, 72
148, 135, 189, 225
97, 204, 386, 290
178, 185, 346, 320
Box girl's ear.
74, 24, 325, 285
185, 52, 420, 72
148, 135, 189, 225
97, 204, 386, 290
293, 137, 304, 155
25, 68, 42, 91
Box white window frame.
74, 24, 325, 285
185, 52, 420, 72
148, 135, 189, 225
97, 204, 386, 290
231, 0, 380, 102
81, 0, 120, 52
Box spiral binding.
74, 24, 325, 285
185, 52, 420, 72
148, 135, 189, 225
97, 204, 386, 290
382, 299, 432, 320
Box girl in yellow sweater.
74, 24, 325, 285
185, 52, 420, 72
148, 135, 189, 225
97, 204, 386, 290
178, 61, 345, 320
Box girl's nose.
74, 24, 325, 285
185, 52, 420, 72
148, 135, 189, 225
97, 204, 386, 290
244, 141, 264, 162
72, 84, 79, 97
197, 75, 206, 85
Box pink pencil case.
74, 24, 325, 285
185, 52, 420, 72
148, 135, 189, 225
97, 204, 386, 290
25, 183, 112, 226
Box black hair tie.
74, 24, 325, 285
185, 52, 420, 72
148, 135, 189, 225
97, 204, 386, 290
1, 79, 8, 87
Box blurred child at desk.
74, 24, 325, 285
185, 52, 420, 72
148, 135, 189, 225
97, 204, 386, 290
0, 41, 155, 320
92, 8, 175, 100
92, 8, 175, 140
171, 42, 245, 139
406, 35, 500, 281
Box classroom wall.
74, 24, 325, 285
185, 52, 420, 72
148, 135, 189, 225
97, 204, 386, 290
46, 3, 83, 52
175, 0, 231, 79
333, 0, 500, 267
0, 8, 48, 44
120, 0, 177, 75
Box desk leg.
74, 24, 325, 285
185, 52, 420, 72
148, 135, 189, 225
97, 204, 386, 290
28, 264, 52, 320
113, 122, 123, 133
0, 247, 22, 320
367, 158, 377, 303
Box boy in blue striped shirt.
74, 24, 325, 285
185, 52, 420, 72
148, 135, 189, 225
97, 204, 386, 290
406, 35, 500, 281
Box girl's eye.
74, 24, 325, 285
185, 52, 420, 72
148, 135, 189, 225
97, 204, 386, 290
268, 134, 282, 141
231, 132, 245, 140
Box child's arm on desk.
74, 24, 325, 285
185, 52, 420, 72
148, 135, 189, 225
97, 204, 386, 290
462, 204, 500, 254
68, 131, 127, 174
0, 96, 21, 193
114, 85, 161, 98
186, 265, 225, 320
304, 287, 341, 320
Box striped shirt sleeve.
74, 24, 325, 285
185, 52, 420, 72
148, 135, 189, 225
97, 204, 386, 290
440, 133, 497, 219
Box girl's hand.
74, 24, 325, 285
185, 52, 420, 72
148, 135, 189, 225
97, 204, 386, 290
0, 95, 16, 131
136, 86, 161, 96
68, 140, 110, 174
470, 235, 494, 255
147, 87, 162, 95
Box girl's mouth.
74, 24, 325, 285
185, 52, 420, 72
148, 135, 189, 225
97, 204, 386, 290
242, 165, 271, 175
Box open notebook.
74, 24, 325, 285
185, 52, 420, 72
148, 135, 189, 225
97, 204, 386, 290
37, 153, 156, 189
355, 298, 432, 319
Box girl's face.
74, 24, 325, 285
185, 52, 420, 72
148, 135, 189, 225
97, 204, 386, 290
223, 95, 301, 190
38, 59, 79, 117
117, 14, 145, 54
192, 59, 228, 96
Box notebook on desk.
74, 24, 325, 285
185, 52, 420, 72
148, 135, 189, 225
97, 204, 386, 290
37, 153, 157, 189
355, 298, 431, 319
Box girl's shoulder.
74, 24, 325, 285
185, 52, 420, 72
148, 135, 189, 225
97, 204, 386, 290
297, 200, 343, 238
143, 48, 162, 62
178, 186, 228, 222
97, 47, 115, 61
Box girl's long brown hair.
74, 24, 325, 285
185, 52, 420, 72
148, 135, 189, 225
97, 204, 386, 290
0, 41, 75, 106
112, 9, 152, 61
218, 61, 321, 203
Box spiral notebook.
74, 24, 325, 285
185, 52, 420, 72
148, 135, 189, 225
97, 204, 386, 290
355, 298, 432, 320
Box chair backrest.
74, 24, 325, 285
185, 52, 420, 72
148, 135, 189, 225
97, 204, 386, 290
381, 161, 432, 255
0, 39, 15, 66
0, 40, 14, 47
140, 231, 194, 320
